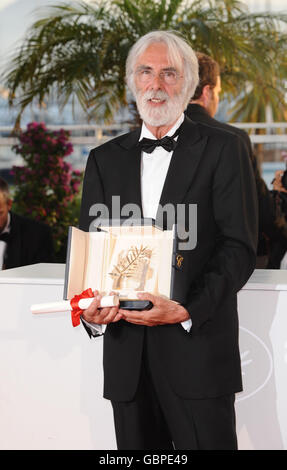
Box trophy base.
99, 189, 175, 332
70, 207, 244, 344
119, 300, 153, 310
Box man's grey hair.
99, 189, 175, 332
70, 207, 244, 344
125, 30, 199, 109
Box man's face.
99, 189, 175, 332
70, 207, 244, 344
206, 75, 221, 118
133, 42, 186, 127
0, 192, 12, 232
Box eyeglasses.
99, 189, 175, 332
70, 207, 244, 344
135, 67, 182, 86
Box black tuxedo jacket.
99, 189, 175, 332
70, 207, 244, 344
3, 212, 54, 269
79, 116, 258, 401
186, 104, 287, 266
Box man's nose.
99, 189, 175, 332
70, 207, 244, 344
150, 73, 162, 89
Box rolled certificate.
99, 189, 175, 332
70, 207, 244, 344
31, 295, 119, 314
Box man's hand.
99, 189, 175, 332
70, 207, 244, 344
81, 290, 123, 324
119, 292, 190, 326
272, 170, 287, 193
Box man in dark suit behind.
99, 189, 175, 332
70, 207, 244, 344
185, 52, 287, 268
79, 31, 258, 450
0, 177, 54, 270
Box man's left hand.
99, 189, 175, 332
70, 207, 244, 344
119, 292, 190, 326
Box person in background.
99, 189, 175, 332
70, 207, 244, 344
0, 177, 54, 270
185, 52, 287, 269
268, 165, 287, 267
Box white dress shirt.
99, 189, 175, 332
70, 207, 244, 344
140, 114, 184, 218
0, 212, 11, 270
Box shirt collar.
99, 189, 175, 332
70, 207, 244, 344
1, 212, 11, 235
139, 113, 184, 141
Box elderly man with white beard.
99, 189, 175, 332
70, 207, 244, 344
79, 31, 258, 450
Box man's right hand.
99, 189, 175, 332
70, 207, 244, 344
81, 290, 123, 324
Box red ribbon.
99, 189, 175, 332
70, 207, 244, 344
70, 288, 94, 327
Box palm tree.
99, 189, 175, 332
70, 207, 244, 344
2, 0, 287, 126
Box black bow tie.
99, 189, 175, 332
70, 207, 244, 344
0, 232, 10, 242
138, 125, 181, 154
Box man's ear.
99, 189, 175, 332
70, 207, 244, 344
201, 84, 212, 104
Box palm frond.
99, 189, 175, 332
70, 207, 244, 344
2, 0, 287, 125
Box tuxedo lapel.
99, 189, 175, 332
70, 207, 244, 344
118, 127, 143, 214
157, 118, 208, 215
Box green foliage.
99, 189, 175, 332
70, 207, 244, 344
12, 122, 82, 260
3, 0, 287, 124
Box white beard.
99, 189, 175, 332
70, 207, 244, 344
135, 89, 185, 127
